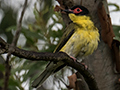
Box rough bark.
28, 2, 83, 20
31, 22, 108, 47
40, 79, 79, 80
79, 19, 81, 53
57, 0, 120, 90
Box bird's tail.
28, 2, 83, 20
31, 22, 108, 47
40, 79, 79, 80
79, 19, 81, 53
32, 66, 53, 88
32, 61, 64, 88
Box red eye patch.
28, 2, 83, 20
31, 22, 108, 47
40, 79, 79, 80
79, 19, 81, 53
73, 8, 82, 14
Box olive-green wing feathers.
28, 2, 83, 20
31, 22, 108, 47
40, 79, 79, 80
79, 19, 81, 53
54, 23, 75, 53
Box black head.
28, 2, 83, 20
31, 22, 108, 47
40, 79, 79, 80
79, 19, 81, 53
63, 5, 89, 15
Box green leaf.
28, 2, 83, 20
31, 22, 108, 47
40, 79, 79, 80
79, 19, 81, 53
108, 3, 120, 11
6, 26, 16, 32
0, 64, 5, 72
22, 61, 47, 81
113, 25, 120, 41
9, 78, 19, 86
22, 29, 42, 39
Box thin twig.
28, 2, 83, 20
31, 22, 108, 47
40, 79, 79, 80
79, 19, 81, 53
3, 0, 28, 90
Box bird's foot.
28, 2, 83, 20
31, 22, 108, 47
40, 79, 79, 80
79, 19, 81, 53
70, 56, 77, 62
81, 63, 88, 70
70, 56, 88, 69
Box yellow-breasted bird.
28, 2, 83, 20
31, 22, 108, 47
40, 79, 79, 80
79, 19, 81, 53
32, 5, 99, 88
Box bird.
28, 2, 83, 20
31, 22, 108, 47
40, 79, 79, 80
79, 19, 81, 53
32, 5, 99, 88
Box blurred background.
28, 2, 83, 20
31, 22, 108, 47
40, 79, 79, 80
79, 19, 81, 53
0, 0, 119, 90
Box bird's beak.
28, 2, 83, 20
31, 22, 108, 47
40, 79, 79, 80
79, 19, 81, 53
63, 9, 73, 14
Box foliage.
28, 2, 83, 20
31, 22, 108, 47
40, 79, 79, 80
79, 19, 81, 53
0, 0, 64, 90
112, 25, 120, 41
108, 3, 120, 42
108, 3, 120, 12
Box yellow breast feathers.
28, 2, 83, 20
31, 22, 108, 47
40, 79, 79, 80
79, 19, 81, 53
60, 14, 99, 58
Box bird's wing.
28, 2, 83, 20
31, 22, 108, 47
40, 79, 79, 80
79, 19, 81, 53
46, 23, 75, 70
54, 23, 75, 53
32, 23, 75, 88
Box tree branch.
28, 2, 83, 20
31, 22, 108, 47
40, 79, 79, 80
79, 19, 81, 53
0, 37, 69, 61
0, 37, 99, 90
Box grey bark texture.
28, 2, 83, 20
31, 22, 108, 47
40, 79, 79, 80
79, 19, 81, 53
60, 0, 120, 90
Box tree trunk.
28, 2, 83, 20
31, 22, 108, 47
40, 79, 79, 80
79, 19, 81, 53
59, 0, 120, 90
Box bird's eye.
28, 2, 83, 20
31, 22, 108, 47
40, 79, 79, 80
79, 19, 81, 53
73, 8, 82, 14
77, 9, 80, 11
